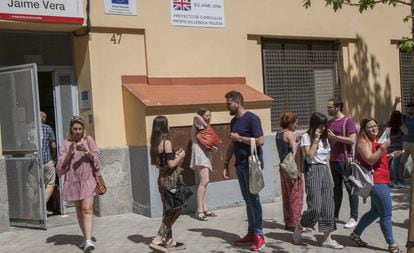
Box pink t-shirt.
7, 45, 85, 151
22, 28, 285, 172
327, 116, 357, 163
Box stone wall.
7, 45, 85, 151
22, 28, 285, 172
0, 158, 10, 232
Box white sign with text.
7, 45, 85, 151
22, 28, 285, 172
0, 0, 84, 24
170, 0, 224, 28
104, 0, 137, 16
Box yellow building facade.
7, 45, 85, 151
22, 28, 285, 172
0, 0, 410, 231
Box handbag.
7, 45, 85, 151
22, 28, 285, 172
95, 172, 107, 195
279, 152, 298, 183
196, 125, 222, 151
403, 154, 413, 178
249, 138, 265, 194
164, 176, 193, 210
347, 161, 374, 203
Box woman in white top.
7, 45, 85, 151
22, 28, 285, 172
293, 112, 343, 249
190, 108, 217, 221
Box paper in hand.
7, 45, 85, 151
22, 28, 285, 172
378, 127, 390, 144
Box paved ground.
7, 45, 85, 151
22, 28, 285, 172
0, 187, 410, 253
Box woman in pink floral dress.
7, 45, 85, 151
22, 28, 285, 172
190, 108, 218, 221
56, 116, 100, 251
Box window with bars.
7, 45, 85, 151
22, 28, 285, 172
400, 50, 414, 111
262, 39, 340, 130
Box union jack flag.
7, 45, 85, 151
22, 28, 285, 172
173, 0, 191, 11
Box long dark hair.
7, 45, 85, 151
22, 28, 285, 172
388, 110, 402, 136
150, 115, 169, 165
307, 112, 328, 148
197, 107, 209, 117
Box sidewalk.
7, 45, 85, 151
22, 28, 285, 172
0, 187, 409, 253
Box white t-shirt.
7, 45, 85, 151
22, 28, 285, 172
300, 133, 330, 165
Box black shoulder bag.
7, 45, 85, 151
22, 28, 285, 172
161, 139, 193, 210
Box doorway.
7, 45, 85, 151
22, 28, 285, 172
0, 30, 79, 228
37, 70, 78, 216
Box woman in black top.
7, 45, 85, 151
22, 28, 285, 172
149, 116, 186, 251
275, 112, 304, 231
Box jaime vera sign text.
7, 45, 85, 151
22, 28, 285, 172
0, 0, 84, 24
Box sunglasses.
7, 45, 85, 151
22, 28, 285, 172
71, 116, 84, 123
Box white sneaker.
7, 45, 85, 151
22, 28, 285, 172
84, 240, 95, 251
344, 218, 358, 229
321, 239, 344, 249
292, 225, 302, 244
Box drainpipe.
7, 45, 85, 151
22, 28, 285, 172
73, 0, 91, 37
407, 5, 414, 253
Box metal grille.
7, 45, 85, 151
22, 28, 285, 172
400, 50, 414, 111
262, 40, 340, 130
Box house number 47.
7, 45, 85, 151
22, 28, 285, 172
111, 33, 122, 44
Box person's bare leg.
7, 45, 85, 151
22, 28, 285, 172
45, 185, 54, 203
197, 167, 209, 213
75, 201, 85, 237
81, 197, 94, 241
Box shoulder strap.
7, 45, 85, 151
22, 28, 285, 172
162, 138, 167, 154
342, 117, 350, 159
250, 138, 257, 155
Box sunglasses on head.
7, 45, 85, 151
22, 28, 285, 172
71, 116, 84, 123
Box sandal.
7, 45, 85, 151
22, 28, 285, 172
149, 242, 168, 253
388, 245, 402, 253
204, 210, 217, 217
196, 211, 208, 221
349, 233, 368, 247
165, 240, 186, 251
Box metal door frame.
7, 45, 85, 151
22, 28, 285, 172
52, 69, 78, 214
0, 63, 47, 229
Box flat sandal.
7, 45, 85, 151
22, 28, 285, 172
195, 211, 208, 221
204, 210, 217, 217
349, 233, 368, 247
388, 245, 402, 253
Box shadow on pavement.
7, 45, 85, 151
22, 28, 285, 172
266, 231, 319, 247
188, 228, 249, 252
45, 234, 93, 248
127, 233, 153, 245
329, 234, 388, 252
391, 219, 409, 230
390, 188, 410, 210
128, 234, 161, 253
263, 219, 285, 230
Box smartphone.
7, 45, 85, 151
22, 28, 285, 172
378, 127, 390, 144
76, 143, 83, 150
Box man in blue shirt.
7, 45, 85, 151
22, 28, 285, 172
40, 112, 57, 203
397, 99, 414, 180
223, 90, 265, 251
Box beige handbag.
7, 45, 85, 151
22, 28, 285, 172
249, 138, 265, 194
279, 152, 298, 183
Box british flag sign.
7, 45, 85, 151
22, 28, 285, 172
173, 0, 191, 11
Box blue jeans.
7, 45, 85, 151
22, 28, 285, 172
353, 184, 395, 245
236, 164, 264, 236
330, 161, 359, 220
